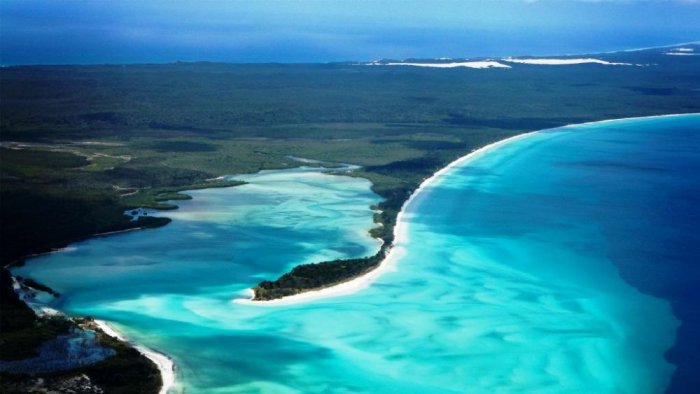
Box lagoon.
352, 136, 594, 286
15, 114, 700, 393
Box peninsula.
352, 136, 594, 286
245, 45, 700, 300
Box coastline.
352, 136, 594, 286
234, 130, 540, 306
558, 112, 698, 130
235, 111, 699, 307
11, 112, 698, 393
93, 320, 176, 394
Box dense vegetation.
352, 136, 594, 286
0, 269, 162, 393
2, 48, 699, 269
75, 327, 162, 394
0, 45, 699, 387
255, 245, 390, 300
0, 269, 59, 360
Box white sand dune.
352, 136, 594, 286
503, 57, 633, 66
665, 49, 698, 56
367, 61, 511, 69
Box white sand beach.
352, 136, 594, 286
93, 320, 176, 394
234, 246, 405, 306
560, 113, 697, 130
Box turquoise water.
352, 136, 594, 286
15, 115, 700, 393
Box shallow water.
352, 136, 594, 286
16, 115, 700, 393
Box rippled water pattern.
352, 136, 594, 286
16, 115, 700, 393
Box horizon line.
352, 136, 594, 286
1, 40, 698, 68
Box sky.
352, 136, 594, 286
1, 0, 699, 65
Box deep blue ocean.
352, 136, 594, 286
15, 114, 700, 393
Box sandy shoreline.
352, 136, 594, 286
234, 112, 699, 307
559, 112, 698, 130
93, 320, 176, 394
234, 131, 540, 307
